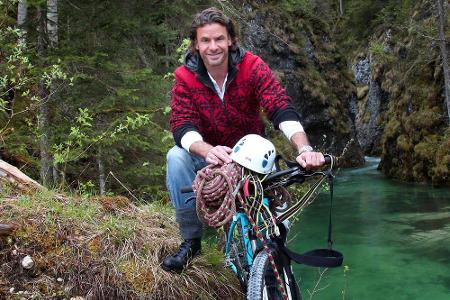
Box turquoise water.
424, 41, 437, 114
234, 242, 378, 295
290, 157, 450, 300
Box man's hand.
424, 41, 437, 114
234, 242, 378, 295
296, 151, 325, 170
206, 145, 233, 165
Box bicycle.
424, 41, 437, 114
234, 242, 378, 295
182, 141, 343, 300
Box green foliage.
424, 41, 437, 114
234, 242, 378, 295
0, 0, 212, 197
177, 38, 191, 64
100, 215, 136, 244
78, 180, 96, 198
0, 20, 70, 178
336, 0, 416, 54
375, 0, 416, 26
369, 40, 395, 64
279, 0, 314, 16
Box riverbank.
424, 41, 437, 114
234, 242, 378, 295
0, 184, 241, 299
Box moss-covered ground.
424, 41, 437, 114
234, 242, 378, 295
0, 184, 241, 299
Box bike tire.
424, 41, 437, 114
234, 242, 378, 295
247, 250, 301, 300
228, 218, 251, 289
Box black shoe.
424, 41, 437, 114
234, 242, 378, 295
161, 239, 201, 273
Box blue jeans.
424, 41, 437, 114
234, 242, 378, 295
166, 146, 207, 240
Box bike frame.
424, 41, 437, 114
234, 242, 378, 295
225, 197, 271, 276
225, 212, 253, 273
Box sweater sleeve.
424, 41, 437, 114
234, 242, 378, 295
252, 57, 301, 128
169, 70, 201, 147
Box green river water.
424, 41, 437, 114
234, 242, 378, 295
290, 157, 450, 300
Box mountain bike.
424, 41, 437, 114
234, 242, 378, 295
182, 154, 343, 300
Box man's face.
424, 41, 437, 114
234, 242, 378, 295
195, 23, 232, 70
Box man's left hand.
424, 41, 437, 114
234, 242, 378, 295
296, 151, 325, 170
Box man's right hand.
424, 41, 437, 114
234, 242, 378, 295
206, 145, 233, 165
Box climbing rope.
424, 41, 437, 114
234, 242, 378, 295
193, 162, 242, 228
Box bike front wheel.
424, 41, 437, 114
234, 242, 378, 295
247, 250, 301, 300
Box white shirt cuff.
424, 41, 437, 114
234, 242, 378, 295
180, 131, 204, 152
279, 121, 304, 141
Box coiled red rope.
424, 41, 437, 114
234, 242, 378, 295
193, 162, 242, 228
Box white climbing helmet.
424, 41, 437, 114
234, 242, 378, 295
230, 134, 276, 174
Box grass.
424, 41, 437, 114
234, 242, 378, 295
0, 184, 242, 299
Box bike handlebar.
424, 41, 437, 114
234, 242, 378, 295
264, 154, 335, 183
180, 154, 336, 193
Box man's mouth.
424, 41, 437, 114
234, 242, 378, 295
208, 52, 223, 59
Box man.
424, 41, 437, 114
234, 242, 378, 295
162, 7, 324, 273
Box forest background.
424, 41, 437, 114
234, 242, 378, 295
0, 0, 449, 298
1, 0, 449, 198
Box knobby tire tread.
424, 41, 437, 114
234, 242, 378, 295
247, 250, 301, 300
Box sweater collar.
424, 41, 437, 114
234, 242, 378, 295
184, 47, 246, 91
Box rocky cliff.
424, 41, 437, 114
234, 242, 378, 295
355, 4, 450, 185
234, 1, 365, 167
224, 0, 448, 184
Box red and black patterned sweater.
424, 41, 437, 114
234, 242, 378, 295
170, 47, 301, 148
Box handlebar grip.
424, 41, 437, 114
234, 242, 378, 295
324, 154, 337, 166
181, 186, 194, 193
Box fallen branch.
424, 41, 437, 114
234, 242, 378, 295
0, 159, 42, 191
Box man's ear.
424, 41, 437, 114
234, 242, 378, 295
195, 40, 199, 50
228, 35, 232, 47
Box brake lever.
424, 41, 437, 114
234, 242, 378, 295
285, 169, 306, 185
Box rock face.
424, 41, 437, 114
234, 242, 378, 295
239, 2, 364, 166
369, 23, 449, 184
352, 57, 370, 85
229, 0, 448, 184
352, 55, 388, 155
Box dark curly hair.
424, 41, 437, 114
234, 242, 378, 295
188, 7, 238, 54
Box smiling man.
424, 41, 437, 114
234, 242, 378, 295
162, 7, 324, 273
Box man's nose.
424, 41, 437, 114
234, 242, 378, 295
209, 40, 218, 51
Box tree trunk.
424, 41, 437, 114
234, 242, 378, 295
339, 0, 344, 17
164, 0, 170, 69
97, 148, 106, 195
133, 35, 150, 68
52, 159, 59, 185
443, 0, 447, 20
437, 0, 450, 123
17, 0, 27, 44
38, 81, 52, 186
47, 0, 58, 47
47, 0, 59, 183
165, 42, 170, 69
37, 6, 52, 186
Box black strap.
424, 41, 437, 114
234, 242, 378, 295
280, 245, 343, 268
327, 170, 334, 250
278, 171, 344, 268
